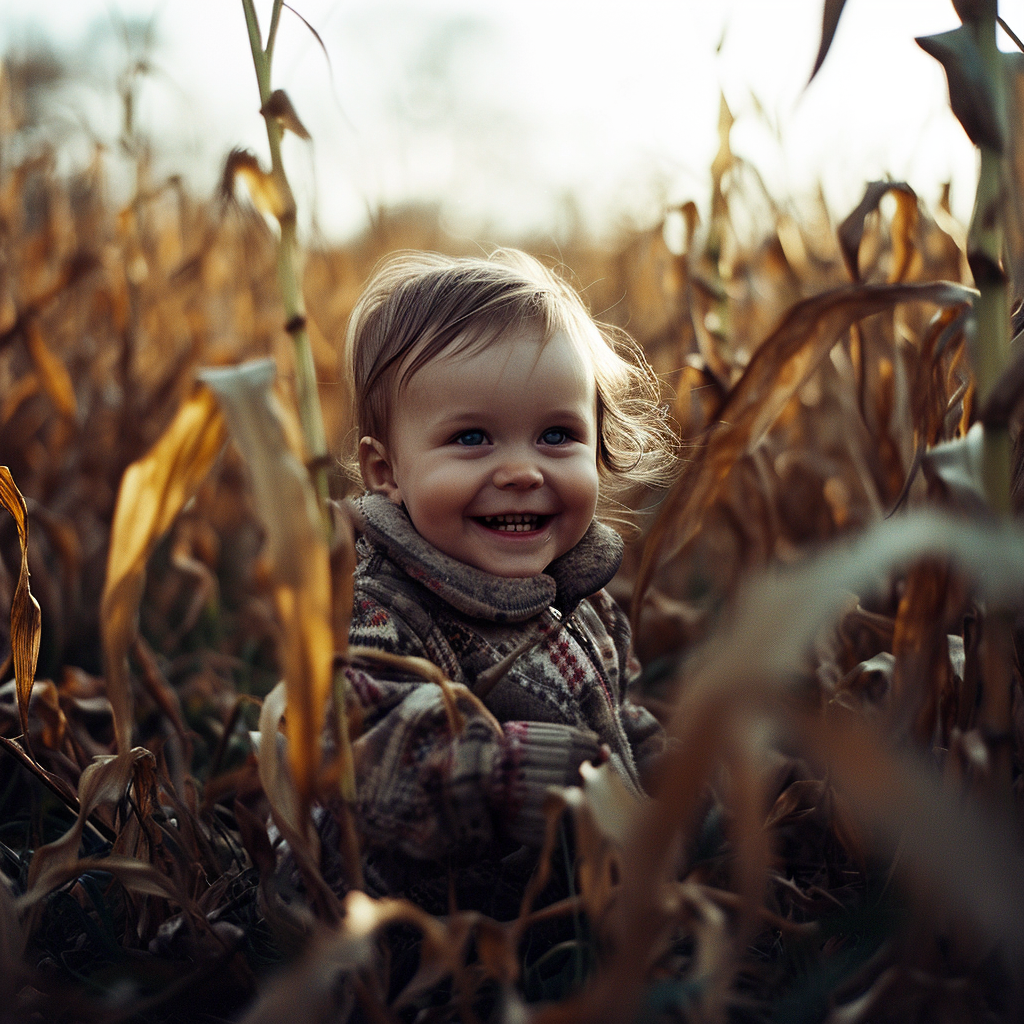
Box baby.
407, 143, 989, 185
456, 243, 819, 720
339, 249, 675, 916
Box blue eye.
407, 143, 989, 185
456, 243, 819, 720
540, 428, 570, 445
454, 430, 487, 446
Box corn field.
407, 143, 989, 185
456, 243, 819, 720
2, 2, 1024, 1022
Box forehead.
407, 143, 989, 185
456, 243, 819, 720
398, 324, 594, 394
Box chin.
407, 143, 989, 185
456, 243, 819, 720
472, 555, 548, 578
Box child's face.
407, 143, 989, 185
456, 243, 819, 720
361, 326, 600, 578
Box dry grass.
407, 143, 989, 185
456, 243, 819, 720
2, 40, 1024, 1024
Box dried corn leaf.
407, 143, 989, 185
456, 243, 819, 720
101, 387, 227, 753
221, 148, 285, 220
24, 319, 76, 420
201, 359, 333, 811
21, 854, 183, 911
635, 280, 975, 612
256, 681, 316, 861
0, 467, 41, 756
260, 89, 311, 140
22, 746, 153, 903
554, 761, 641, 925
809, 0, 849, 83
602, 509, 1024, 1022
838, 181, 917, 282
666, 510, 1024, 919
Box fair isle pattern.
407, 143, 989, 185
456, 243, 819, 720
342, 495, 665, 866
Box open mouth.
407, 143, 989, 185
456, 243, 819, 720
475, 513, 551, 533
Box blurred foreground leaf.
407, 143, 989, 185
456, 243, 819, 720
603, 509, 1024, 1023
201, 359, 333, 816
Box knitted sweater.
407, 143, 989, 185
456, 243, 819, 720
341, 495, 664, 877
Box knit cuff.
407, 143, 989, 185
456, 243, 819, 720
496, 722, 601, 847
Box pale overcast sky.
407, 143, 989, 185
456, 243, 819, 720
1, 0, 1019, 241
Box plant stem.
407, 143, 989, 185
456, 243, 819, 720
240, 0, 330, 506
965, 7, 1011, 515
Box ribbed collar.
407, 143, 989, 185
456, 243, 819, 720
352, 493, 623, 623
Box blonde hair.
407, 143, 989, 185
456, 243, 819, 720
344, 248, 676, 519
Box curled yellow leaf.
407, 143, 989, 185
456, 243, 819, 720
0, 467, 42, 756
101, 387, 227, 753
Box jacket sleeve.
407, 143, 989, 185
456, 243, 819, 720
345, 586, 602, 858
584, 589, 666, 779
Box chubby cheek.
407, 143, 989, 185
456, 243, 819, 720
398, 462, 477, 528
571, 458, 600, 516
558, 460, 600, 544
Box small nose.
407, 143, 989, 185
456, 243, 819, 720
492, 460, 543, 490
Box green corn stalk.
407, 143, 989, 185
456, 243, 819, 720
918, 0, 1016, 802
917, 0, 1011, 515
240, 0, 330, 506
814, 0, 1015, 513
239, 2, 360, 830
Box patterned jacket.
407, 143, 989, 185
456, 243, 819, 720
342, 494, 664, 877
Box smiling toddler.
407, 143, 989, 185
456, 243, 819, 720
338, 249, 676, 916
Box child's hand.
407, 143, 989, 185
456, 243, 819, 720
574, 742, 610, 783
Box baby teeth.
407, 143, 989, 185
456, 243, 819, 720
482, 514, 541, 532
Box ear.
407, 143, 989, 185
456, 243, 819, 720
358, 436, 402, 503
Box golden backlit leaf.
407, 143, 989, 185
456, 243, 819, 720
101, 387, 227, 753
24, 319, 76, 420
0, 467, 42, 755
201, 359, 333, 810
